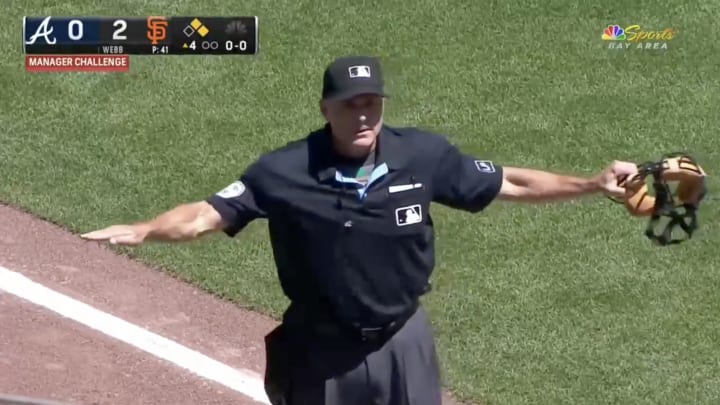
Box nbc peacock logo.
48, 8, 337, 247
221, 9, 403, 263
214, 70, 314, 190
602, 24, 677, 50
602, 25, 626, 41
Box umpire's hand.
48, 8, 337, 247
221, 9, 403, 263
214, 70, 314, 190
597, 160, 639, 199
81, 224, 150, 246
80, 201, 226, 245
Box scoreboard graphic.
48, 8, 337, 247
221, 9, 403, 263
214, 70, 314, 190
23, 16, 259, 72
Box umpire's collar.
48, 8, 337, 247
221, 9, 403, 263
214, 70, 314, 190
310, 123, 410, 183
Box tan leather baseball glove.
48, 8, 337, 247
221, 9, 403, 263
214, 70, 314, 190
610, 153, 707, 245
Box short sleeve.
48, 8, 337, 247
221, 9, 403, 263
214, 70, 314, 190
431, 142, 504, 212
206, 163, 268, 237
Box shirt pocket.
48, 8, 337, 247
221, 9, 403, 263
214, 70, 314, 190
359, 183, 430, 236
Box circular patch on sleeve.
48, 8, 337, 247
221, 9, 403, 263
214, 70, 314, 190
216, 181, 246, 198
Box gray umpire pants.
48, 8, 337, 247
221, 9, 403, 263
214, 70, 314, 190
264, 305, 443, 405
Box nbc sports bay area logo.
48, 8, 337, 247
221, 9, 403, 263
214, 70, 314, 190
602, 24, 677, 50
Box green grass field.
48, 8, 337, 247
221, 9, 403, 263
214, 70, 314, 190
3, 1, 720, 404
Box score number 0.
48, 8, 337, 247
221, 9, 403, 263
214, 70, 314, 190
225, 40, 248, 51
61, 19, 128, 41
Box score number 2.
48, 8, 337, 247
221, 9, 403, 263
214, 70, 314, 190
112, 19, 127, 40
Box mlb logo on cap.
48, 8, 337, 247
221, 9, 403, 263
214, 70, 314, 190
348, 65, 371, 78
322, 56, 386, 100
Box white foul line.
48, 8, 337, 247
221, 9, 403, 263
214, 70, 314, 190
0, 266, 270, 405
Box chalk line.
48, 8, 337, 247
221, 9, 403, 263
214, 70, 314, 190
0, 266, 270, 404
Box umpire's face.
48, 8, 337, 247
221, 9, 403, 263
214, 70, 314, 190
321, 94, 384, 157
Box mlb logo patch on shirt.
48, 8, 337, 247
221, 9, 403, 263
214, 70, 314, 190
474, 160, 495, 173
395, 204, 422, 226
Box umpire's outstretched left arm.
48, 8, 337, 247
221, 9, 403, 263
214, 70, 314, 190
497, 161, 638, 203
430, 138, 638, 212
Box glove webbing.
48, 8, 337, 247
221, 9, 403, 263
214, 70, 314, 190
613, 152, 704, 246
644, 168, 699, 246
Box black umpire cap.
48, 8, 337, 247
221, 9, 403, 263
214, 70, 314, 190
322, 56, 388, 101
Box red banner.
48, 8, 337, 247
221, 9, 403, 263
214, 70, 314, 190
26, 55, 130, 72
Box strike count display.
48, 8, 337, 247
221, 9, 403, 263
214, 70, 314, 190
23, 16, 258, 55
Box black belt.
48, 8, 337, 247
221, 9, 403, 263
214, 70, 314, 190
284, 301, 420, 344
313, 316, 406, 343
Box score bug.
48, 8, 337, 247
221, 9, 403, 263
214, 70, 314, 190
23, 16, 258, 56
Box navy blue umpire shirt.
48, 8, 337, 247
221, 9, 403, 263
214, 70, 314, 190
206, 124, 503, 328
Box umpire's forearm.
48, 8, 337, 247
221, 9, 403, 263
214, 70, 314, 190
141, 201, 221, 241
500, 167, 603, 202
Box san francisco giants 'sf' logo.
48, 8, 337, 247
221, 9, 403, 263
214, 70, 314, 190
147, 16, 168, 45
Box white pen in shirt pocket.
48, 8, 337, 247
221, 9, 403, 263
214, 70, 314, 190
388, 183, 423, 194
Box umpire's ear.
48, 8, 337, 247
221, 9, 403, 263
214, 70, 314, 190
319, 99, 328, 120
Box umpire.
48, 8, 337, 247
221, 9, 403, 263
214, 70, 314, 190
82, 55, 638, 404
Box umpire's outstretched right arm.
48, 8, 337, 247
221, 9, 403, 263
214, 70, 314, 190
80, 201, 226, 245
81, 161, 269, 246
